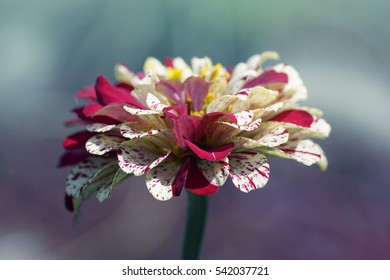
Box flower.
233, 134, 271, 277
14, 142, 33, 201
61, 51, 330, 211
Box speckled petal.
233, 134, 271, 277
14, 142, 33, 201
145, 160, 182, 201
146, 93, 168, 111
120, 124, 165, 139
65, 157, 112, 197
118, 138, 171, 176
124, 105, 162, 115
229, 151, 270, 193
85, 135, 123, 155
279, 139, 324, 166
86, 123, 116, 132
197, 157, 229, 186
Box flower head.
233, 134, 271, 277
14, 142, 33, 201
61, 51, 330, 211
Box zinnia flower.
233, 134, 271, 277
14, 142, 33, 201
61, 51, 330, 212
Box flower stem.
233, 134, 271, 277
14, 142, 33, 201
181, 192, 208, 260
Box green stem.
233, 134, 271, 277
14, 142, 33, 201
181, 192, 208, 260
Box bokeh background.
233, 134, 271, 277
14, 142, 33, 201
1, 0, 390, 259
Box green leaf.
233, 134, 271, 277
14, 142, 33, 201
112, 168, 130, 186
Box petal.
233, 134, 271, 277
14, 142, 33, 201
65, 157, 112, 197
124, 105, 161, 115
94, 103, 138, 123
206, 95, 241, 113
85, 135, 123, 155
83, 103, 104, 117
63, 131, 96, 150
117, 138, 171, 175
86, 123, 116, 132
74, 86, 97, 102
184, 139, 234, 161
243, 123, 289, 147
270, 109, 314, 128
95, 75, 145, 108
229, 151, 270, 193
243, 69, 288, 89
197, 157, 229, 186
186, 158, 219, 196
120, 124, 164, 139
145, 160, 183, 201
166, 114, 202, 148
156, 80, 185, 104
146, 93, 168, 111
58, 151, 90, 167
183, 76, 209, 112
279, 139, 324, 166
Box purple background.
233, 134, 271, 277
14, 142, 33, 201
1, 0, 390, 259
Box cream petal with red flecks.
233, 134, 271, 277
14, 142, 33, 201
65, 157, 112, 197
86, 123, 116, 133
120, 124, 164, 139
145, 160, 183, 201
118, 138, 171, 176
196, 157, 229, 186
229, 152, 270, 193
85, 135, 123, 155
243, 123, 289, 147
279, 139, 325, 167
146, 93, 168, 111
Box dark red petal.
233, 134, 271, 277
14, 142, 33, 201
184, 139, 234, 161
83, 103, 104, 117
165, 57, 174, 67
74, 86, 97, 102
116, 82, 134, 92
156, 80, 185, 104
63, 131, 96, 150
186, 158, 218, 196
58, 151, 90, 167
65, 194, 74, 212
171, 157, 191, 196
95, 75, 145, 108
243, 70, 288, 89
64, 118, 87, 127
93, 103, 137, 123
270, 109, 314, 128
183, 77, 209, 112
166, 115, 203, 148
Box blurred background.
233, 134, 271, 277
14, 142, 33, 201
1, 0, 390, 259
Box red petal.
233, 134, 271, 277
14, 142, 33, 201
184, 139, 234, 161
243, 70, 288, 89
183, 77, 209, 112
171, 157, 191, 196
58, 151, 90, 167
64, 194, 74, 212
95, 75, 145, 108
83, 103, 104, 117
186, 158, 218, 196
270, 109, 314, 128
74, 86, 97, 102
156, 80, 185, 104
165, 57, 174, 67
166, 115, 202, 148
63, 131, 96, 150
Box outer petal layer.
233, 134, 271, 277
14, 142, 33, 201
229, 151, 270, 193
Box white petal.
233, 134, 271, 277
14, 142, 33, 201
144, 57, 167, 76
206, 95, 241, 113
145, 160, 182, 201
311, 117, 331, 138
243, 123, 289, 147
146, 93, 168, 111
197, 157, 229, 186
229, 152, 270, 193
124, 105, 161, 115
279, 139, 324, 166
120, 124, 164, 139
86, 123, 116, 133
118, 138, 171, 176
85, 135, 123, 155
65, 157, 112, 197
